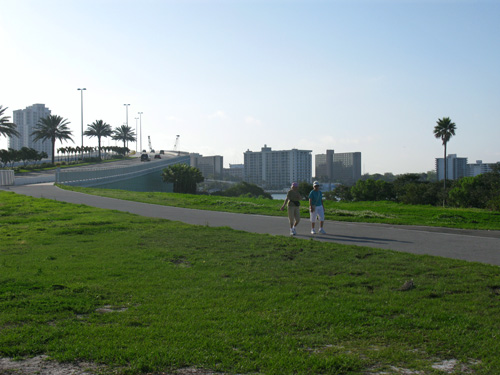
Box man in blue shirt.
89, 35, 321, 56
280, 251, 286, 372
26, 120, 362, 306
308, 181, 326, 234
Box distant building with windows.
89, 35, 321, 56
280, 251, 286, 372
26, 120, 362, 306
244, 145, 312, 189
315, 149, 335, 181
435, 154, 468, 181
9, 104, 52, 157
223, 164, 244, 181
467, 160, 498, 177
190, 153, 223, 179
331, 152, 362, 186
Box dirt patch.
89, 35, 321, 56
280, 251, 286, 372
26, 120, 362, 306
95, 305, 129, 313
0, 356, 225, 375
0, 355, 99, 375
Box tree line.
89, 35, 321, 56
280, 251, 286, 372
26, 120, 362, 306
0, 105, 137, 165
328, 168, 500, 211
0, 146, 131, 169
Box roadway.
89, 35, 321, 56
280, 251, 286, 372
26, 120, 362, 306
2, 182, 500, 266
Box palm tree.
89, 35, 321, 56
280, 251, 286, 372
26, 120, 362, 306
57, 147, 66, 163
84, 120, 113, 160
433, 117, 457, 190
0, 105, 20, 138
112, 125, 136, 150
31, 115, 73, 164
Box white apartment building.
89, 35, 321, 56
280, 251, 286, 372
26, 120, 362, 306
244, 145, 312, 189
467, 160, 498, 177
9, 104, 52, 157
435, 154, 468, 181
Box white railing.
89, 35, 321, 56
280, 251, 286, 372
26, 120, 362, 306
0, 170, 15, 186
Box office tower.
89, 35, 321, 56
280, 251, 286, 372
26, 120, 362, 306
332, 152, 362, 186
315, 149, 335, 180
223, 164, 244, 181
190, 153, 224, 179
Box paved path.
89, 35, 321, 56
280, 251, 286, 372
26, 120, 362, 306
3, 183, 500, 266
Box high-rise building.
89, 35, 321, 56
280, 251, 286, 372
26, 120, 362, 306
315, 150, 335, 180
9, 104, 52, 157
190, 153, 223, 179
435, 154, 468, 181
332, 152, 362, 186
244, 145, 312, 189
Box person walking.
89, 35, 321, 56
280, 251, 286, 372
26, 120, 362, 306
280, 182, 302, 236
309, 181, 326, 234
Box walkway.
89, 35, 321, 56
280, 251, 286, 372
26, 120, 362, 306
3, 183, 500, 266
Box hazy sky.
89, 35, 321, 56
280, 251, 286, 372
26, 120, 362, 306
2, 0, 499, 174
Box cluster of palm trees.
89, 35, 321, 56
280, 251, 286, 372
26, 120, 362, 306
1, 104, 137, 165
57, 145, 129, 163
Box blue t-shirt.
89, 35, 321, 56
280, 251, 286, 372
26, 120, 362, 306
308, 190, 323, 206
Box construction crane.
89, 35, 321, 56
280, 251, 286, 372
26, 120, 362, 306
173, 135, 180, 154
148, 136, 154, 153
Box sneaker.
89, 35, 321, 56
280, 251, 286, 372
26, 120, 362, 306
290, 228, 295, 236
319, 228, 326, 234
292, 227, 297, 235
311, 229, 316, 234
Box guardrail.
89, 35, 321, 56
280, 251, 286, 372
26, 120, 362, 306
0, 170, 15, 186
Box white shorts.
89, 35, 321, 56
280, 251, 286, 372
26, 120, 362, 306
310, 205, 325, 222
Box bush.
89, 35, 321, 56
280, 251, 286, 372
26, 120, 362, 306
213, 182, 272, 199
448, 171, 500, 210
162, 164, 204, 194
351, 179, 394, 201
298, 181, 313, 199
326, 185, 353, 201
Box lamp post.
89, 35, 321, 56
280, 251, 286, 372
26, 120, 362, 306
138, 112, 143, 152
134, 117, 139, 153
123, 104, 130, 153
123, 104, 130, 128
77, 88, 86, 160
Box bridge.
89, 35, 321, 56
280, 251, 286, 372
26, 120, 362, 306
54, 152, 191, 192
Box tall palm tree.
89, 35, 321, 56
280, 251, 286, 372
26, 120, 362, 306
0, 105, 20, 138
31, 115, 73, 164
84, 120, 113, 160
433, 117, 457, 190
112, 125, 136, 150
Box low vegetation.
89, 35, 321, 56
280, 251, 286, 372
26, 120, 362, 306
59, 185, 500, 230
1, 191, 499, 374
329, 169, 500, 211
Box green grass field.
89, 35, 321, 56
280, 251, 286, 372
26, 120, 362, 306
60, 185, 500, 230
1, 190, 500, 374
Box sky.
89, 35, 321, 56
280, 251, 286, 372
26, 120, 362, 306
2, 0, 500, 175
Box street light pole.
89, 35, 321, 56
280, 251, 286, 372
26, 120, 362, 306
138, 112, 143, 152
123, 104, 130, 153
134, 117, 139, 153
123, 104, 130, 128
77, 88, 86, 160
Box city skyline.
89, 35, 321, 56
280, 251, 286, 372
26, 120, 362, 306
2, 0, 500, 175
